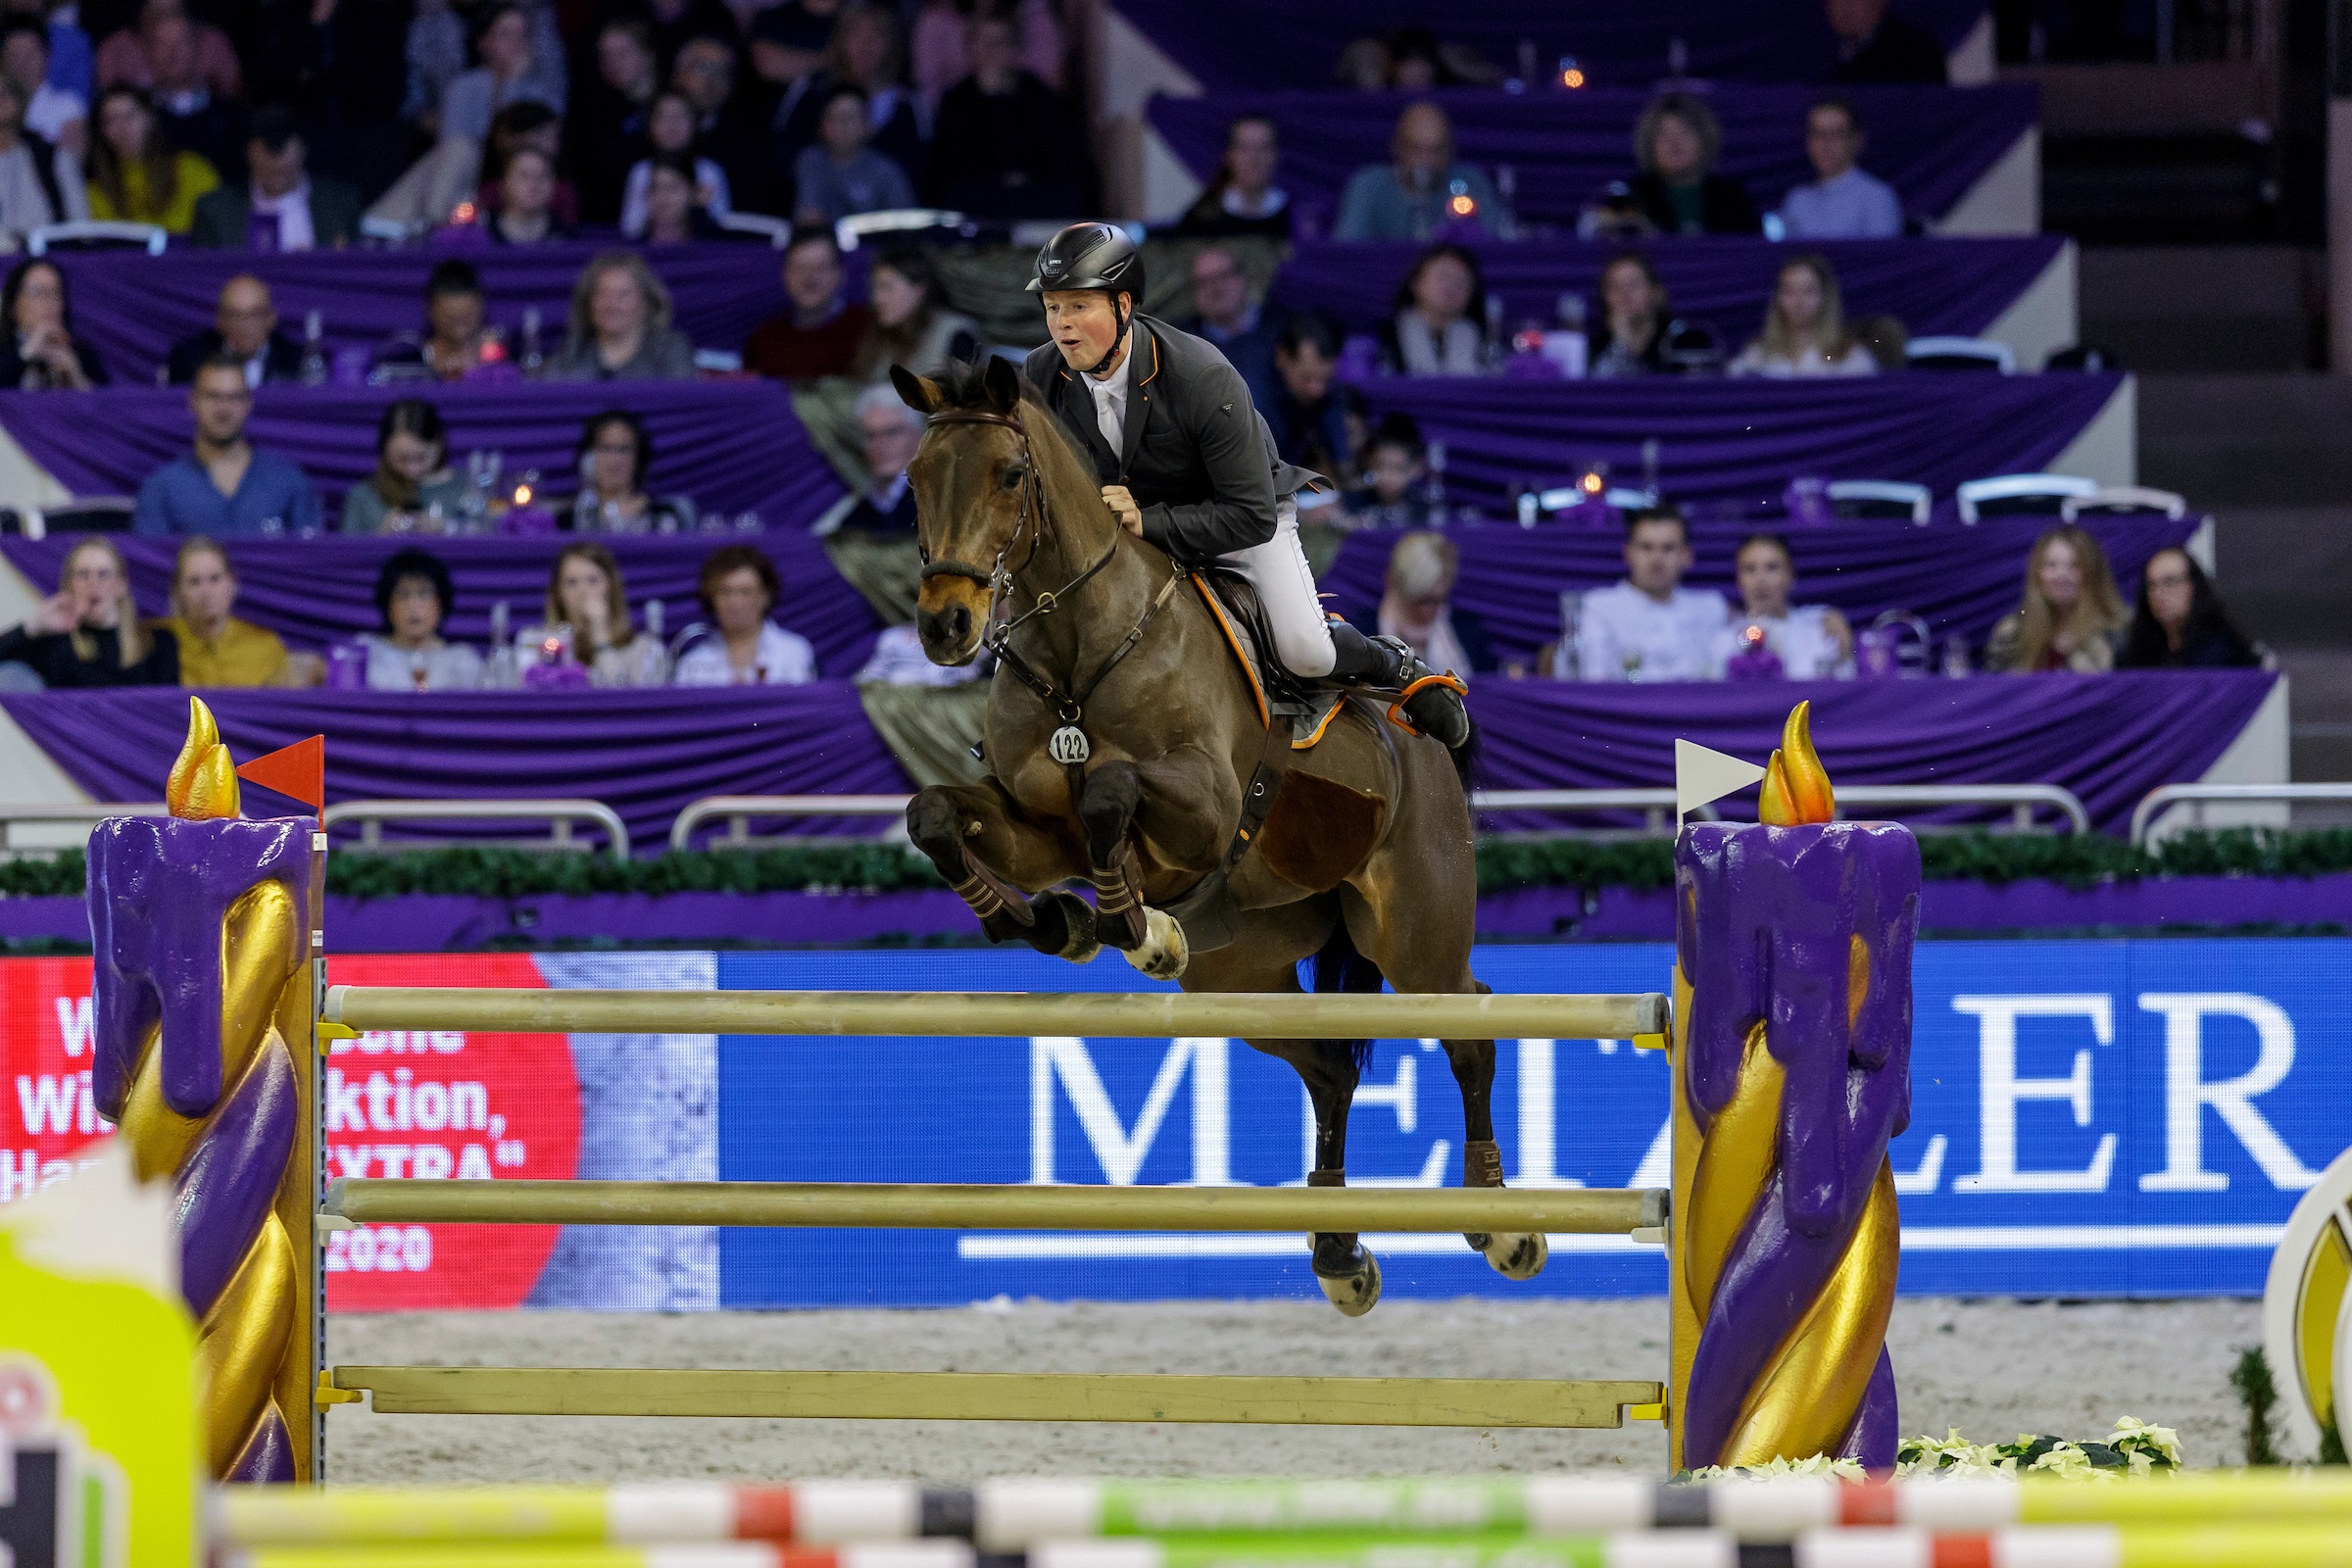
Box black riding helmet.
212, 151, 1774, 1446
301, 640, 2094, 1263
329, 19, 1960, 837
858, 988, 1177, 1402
1028, 221, 1146, 374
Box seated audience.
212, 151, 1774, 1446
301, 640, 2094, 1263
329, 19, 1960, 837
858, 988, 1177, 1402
857, 619, 983, 685
750, 0, 845, 84
187, 104, 360, 249
0, 535, 176, 687
1343, 416, 1434, 526
1778, 97, 1902, 240
1827, 0, 1948, 83
744, 224, 871, 380
633, 0, 740, 74
0, 256, 103, 388
572, 17, 657, 222
471, 101, 576, 227
1381, 242, 1491, 376
926, 11, 1088, 220
84, 83, 214, 230
770, 4, 928, 193
142, 11, 242, 180
1574, 508, 1729, 682
167, 272, 301, 386
1984, 524, 2130, 674
639, 151, 729, 243
1265, 314, 1360, 481
670, 34, 765, 219
133, 355, 321, 536
1335, 100, 1510, 242
363, 546, 483, 690
548, 251, 695, 381
1629, 92, 1758, 236
471, 144, 572, 244
1716, 532, 1853, 678
372, 259, 509, 382
0, 68, 80, 238
793, 83, 916, 223
96, 0, 238, 98
908, 0, 1063, 105
1590, 251, 1672, 378
1348, 530, 1494, 679
814, 382, 921, 535
2118, 547, 2261, 669
375, 3, 565, 231
515, 541, 668, 687
672, 544, 816, 685
1173, 113, 1288, 239
619, 89, 730, 236
569, 408, 697, 532
26, 0, 91, 104
1177, 243, 1277, 414
401, 0, 467, 134
5, 18, 83, 161
1731, 255, 1877, 377
850, 244, 981, 382
160, 535, 312, 686
341, 398, 467, 533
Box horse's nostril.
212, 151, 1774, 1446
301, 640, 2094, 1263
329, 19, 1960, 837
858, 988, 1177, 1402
948, 606, 971, 643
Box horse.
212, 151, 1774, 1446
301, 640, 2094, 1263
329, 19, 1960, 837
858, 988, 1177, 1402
889, 355, 1544, 1313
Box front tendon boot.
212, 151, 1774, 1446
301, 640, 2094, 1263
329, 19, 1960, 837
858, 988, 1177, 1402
1329, 623, 1469, 750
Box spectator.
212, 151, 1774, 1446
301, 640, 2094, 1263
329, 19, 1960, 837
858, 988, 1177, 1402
1629, 92, 1758, 236
571, 18, 658, 223
1826, 0, 1948, 84
1176, 243, 1278, 414
639, 150, 729, 243
476, 144, 572, 244
472, 101, 576, 228
95, 0, 237, 99
401, 0, 468, 136
166, 273, 301, 386
1589, 251, 1674, 378
1716, 532, 1853, 678
770, 4, 928, 191
1348, 529, 1494, 679
1381, 242, 1490, 376
1173, 113, 1288, 239
619, 89, 730, 236
374, 2, 564, 231
1574, 508, 1729, 682
749, 0, 844, 84
371, 258, 509, 382
1264, 313, 1359, 481
8, 0, 89, 105
159, 535, 308, 686
1730, 254, 1877, 377
0, 256, 100, 387
362, 546, 483, 690
568, 408, 697, 533
849, 244, 980, 381
516, 541, 669, 686
3, 17, 80, 160
2119, 547, 2261, 669
743, 223, 871, 379
672, 543, 815, 685
132, 355, 322, 536
669, 33, 765, 218
142, 11, 241, 181
813, 381, 921, 536
1335, 100, 1510, 242
268, 0, 412, 201
857, 619, 983, 685
341, 398, 467, 533
632, 0, 740, 75
0, 535, 175, 688
1984, 523, 2130, 674
1343, 415, 1434, 526
926, 10, 1088, 220
187, 104, 360, 249
0, 71, 80, 238
1777, 97, 1902, 240
84, 83, 214, 229
908, 0, 1063, 105
792, 83, 915, 223
547, 251, 695, 381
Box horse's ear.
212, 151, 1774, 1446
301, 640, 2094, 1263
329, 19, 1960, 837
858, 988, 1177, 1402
981, 354, 1023, 415
892, 365, 943, 416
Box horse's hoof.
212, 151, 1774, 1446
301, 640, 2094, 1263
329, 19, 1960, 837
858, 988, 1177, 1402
1482, 1230, 1547, 1281
1030, 890, 1102, 963
1316, 1251, 1382, 1317
1122, 907, 1189, 980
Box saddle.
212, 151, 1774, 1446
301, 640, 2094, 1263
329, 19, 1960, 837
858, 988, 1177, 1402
1189, 567, 1349, 752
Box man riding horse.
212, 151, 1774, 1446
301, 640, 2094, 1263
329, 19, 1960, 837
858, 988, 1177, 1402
1021, 221, 1470, 745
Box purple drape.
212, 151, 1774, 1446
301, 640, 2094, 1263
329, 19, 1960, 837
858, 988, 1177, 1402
1349, 372, 2125, 511
50, 242, 790, 388
0, 380, 844, 531
1118, 0, 1986, 92
1323, 515, 2195, 660
1273, 235, 2065, 342
0, 533, 885, 676
0, 685, 915, 851
1149, 84, 2036, 230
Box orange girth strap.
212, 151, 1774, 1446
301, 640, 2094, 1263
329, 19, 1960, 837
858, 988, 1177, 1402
1385, 671, 1468, 738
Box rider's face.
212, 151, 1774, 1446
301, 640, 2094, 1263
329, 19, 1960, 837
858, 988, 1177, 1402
1044, 289, 1128, 372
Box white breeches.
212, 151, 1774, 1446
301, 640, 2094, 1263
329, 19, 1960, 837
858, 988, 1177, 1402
1219, 498, 1336, 677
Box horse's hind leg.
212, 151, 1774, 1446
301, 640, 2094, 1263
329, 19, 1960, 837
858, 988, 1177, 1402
906, 781, 1098, 962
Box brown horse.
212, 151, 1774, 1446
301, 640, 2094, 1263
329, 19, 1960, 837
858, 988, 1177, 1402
890, 356, 1544, 1312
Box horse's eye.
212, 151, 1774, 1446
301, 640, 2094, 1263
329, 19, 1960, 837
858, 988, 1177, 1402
1002, 466, 1026, 490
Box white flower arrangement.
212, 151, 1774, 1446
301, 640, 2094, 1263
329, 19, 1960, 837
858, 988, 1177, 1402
1686, 1418, 2184, 1483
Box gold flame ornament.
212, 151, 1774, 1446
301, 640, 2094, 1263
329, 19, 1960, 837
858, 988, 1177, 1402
166, 696, 241, 821
1757, 700, 1835, 826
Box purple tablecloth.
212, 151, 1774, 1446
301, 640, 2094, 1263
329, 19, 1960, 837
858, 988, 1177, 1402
1150, 84, 2036, 230
1273, 235, 2066, 342
1323, 515, 2196, 660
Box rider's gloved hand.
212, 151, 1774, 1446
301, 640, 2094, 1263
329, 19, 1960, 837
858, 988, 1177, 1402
1100, 485, 1144, 536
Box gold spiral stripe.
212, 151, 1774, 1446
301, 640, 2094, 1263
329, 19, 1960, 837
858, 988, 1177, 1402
118, 1021, 203, 1183
2293, 1212, 2350, 1432
199, 1212, 295, 1474
220, 883, 301, 1078
1683, 1021, 1783, 1318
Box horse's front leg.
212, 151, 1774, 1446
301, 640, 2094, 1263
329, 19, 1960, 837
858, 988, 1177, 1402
906, 780, 1098, 962
1079, 752, 1239, 980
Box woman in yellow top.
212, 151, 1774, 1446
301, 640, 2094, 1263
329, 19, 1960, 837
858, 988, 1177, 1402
85, 85, 219, 233
157, 536, 321, 687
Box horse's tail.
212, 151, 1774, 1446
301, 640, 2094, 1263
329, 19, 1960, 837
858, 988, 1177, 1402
1308, 913, 1385, 1076
1447, 713, 1480, 792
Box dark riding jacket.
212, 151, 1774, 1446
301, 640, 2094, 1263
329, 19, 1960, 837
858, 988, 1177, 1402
1022, 314, 1316, 563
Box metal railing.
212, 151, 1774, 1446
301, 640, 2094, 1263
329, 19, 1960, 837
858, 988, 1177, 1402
323, 799, 632, 860
670, 794, 914, 851
2131, 782, 2352, 849
0, 802, 172, 853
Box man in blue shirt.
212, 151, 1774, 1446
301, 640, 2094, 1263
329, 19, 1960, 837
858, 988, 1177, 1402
133, 356, 321, 536
1334, 101, 1514, 241
1777, 98, 1904, 240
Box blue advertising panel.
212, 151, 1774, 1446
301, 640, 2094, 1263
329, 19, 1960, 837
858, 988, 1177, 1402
713, 941, 2352, 1308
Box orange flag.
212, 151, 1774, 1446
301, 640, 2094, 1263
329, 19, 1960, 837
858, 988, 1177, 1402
234, 734, 324, 811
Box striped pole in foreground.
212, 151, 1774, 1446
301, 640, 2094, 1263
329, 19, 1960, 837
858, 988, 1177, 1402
219, 1484, 968, 1547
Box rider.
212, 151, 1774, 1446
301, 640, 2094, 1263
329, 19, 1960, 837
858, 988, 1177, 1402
1021, 221, 1470, 749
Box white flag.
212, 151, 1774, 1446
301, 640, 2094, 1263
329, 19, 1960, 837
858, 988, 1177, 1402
1675, 737, 1766, 821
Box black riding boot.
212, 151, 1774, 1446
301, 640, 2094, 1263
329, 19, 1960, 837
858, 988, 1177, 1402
1327, 623, 1471, 750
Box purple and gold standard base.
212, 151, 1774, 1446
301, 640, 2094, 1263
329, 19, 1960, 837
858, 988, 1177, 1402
86, 698, 322, 1481
1669, 704, 1920, 1471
